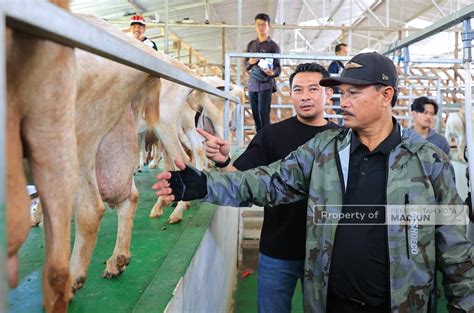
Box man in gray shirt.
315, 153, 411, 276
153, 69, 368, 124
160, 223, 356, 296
410, 96, 450, 155
244, 13, 281, 132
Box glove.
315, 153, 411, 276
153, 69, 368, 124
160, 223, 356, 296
168, 165, 208, 201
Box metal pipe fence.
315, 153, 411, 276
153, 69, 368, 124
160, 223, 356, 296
0, 2, 239, 311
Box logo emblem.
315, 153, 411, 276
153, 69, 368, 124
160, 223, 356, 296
382, 74, 389, 80
345, 62, 363, 69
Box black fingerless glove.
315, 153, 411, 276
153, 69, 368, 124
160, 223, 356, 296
168, 165, 208, 201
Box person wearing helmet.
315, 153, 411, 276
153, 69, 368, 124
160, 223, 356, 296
129, 15, 158, 51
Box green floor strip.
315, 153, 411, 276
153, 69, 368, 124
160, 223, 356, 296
133, 202, 216, 313
8, 166, 217, 312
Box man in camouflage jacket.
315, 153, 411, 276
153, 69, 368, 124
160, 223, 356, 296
154, 52, 473, 312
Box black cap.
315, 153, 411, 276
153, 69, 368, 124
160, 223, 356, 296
320, 52, 398, 92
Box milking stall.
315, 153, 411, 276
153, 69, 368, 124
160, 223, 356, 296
1, 0, 474, 312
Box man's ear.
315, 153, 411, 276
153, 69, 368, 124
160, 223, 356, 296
326, 86, 334, 99
382, 87, 394, 107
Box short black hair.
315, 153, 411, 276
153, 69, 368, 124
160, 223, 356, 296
411, 96, 439, 114
255, 13, 270, 23
289, 63, 330, 88
335, 43, 348, 54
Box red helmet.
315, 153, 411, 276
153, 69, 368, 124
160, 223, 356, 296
130, 15, 146, 26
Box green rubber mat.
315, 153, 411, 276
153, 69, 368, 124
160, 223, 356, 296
8, 166, 217, 312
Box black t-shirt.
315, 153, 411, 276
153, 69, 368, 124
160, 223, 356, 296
233, 117, 337, 260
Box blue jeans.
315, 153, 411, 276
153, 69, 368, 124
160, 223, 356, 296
249, 89, 273, 132
257, 253, 304, 313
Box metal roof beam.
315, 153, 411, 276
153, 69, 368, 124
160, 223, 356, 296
383, 4, 474, 55
1, 1, 237, 99
353, 0, 386, 28
113, 22, 423, 32
127, 0, 145, 14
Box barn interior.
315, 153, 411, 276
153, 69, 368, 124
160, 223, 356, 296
2, 1, 473, 312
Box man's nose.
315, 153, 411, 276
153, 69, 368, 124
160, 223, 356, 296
301, 92, 310, 100
339, 96, 349, 108
300, 89, 313, 99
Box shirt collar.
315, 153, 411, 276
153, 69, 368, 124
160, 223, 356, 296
350, 117, 401, 155
426, 127, 436, 139
408, 125, 435, 139
257, 36, 271, 43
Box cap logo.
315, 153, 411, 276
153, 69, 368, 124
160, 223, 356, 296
130, 15, 146, 25
345, 62, 363, 69
382, 74, 389, 80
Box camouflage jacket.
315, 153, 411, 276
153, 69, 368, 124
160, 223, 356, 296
203, 126, 473, 313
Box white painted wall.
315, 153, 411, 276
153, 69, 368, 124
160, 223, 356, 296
165, 205, 240, 313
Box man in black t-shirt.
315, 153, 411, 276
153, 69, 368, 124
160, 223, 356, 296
197, 63, 336, 313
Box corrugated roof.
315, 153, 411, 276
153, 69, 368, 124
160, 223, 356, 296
70, 0, 472, 64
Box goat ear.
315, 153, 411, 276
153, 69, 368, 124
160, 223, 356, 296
216, 86, 234, 91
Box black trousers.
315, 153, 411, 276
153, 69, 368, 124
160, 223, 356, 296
249, 89, 272, 132
327, 291, 389, 313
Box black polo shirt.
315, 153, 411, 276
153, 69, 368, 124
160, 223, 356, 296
329, 121, 401, 308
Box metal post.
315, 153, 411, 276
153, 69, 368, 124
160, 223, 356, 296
0, 9, 8, 313
236, 0, 242, 87
221, 26, 225, 68
234, 0, 243, 267
462, 18, 474, 205
204, 0, 210, 24
408, 85, 413, 128
349, 0, 353, 50
435, 77, 442, 133
403, 46, 410, 75
224, 53, 231, 141
238, 100, 244, 148
164, 0, 169, 54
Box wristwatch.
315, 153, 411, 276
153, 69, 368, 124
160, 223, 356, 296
214, 156, 231, 168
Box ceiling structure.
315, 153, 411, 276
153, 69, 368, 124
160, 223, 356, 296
70, 0, 471, 66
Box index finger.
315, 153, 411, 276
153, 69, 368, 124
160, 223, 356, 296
197, 128, 215, 140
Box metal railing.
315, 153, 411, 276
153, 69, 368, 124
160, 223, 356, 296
384, 4, 474, 55
223, 52, 352, 146
0, 1, 239, 311
383, 6, 474, 222
223, 53, 456, 146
